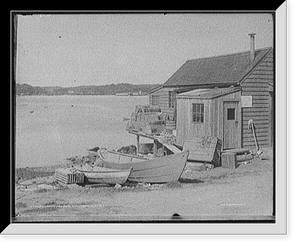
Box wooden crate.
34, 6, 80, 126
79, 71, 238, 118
55, 168, 85, 185
221, 152, 237, 169
183, 136, 222, 165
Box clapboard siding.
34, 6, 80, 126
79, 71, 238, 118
176, 90, 241, 147
149, 87, 178, 118
242, 92, 270, 96
241, 49, 273, 149
148, 48, 274, 150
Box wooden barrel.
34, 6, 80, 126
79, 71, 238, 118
165, 120, 176, 131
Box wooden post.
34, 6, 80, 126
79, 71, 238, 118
136, 135, 140, 154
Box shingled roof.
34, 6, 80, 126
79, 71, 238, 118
163, 47, 273, 87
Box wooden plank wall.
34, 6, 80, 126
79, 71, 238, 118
241, 50, 274, 148
176, 98, 192, 146
176, 98, 210, 146
176, 90, 241, 147
149, 87, 179, 119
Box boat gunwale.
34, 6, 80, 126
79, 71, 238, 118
101, 158, 187, 172
76, 167, 132, 174
98, 149, 149, 161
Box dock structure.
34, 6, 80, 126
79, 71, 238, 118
128, 130, 180, 157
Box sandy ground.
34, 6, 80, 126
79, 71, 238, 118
14, 148, 274, 222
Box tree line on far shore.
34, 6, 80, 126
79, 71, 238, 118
15, 83, 161, 96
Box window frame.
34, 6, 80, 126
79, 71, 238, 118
227, 108, 236, 120
151, 95, 159, 106
192, 103, 204, 124
168, 91, 176, 108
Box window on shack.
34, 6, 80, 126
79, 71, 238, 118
192, 103, 204, 123
169, 91, 176, 108
151, 95, 159, 105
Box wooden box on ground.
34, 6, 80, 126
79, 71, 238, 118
55, 168, 85, 185
221, 152, 237, 169
185, 162, 214, 171
183, 137, 222, 166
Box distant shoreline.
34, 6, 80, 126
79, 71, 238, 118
16, 94, 149, 97
15, 83, 160, 97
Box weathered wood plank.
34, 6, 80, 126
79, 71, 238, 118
242, 126, 269, 132
242, 118, 270, 124
253, 65, 274, 71
242, 107, 269, 112
250, 103, 270, 108
251, 70, 274, 75
243, 126, 270, 132
266, 52, 273, 56
243, 112, 270, 117
242, 82, 269, 87
242, 92, 270, 96
262, 57, 273, 62
243, 139, 269, 144
251, 98, 270, 103
242, 88, 271, 92
242, 114, 269, 118
243, 139, 269, 146
243, 137, 269, 144
252, 96, 270, 101
247, 72, 274, 78
260, 61, 273, 67
243, 138, 270, 144
242, 124, 270, 130
243, 123, 270, 128
242, 80, 273, 85
243, 142, 269, 148
252, 97, 271, 102
243, 134, 269, 141
243, 132, 269, 138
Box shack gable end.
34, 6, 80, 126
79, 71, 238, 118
149, 87, 179, 119
240, 50, 274, 148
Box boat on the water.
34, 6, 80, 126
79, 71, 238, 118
76, 165, 132, 185
97, 149, 189, 183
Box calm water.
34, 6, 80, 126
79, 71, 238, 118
15, 95, 148, 168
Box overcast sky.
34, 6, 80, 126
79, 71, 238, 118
16, 13, 273, 87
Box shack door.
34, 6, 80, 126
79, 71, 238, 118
223, 101, 241, 149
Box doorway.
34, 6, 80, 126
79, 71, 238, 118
223, 101, 241, 149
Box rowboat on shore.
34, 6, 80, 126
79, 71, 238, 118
97, 149, 189, 184
75, 165, 132, 185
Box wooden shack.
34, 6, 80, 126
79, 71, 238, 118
176, 87, 242, 149
149, 34, 273, 149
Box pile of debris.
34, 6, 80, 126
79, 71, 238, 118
156, 131, 176, 145
66, 153, 97, 166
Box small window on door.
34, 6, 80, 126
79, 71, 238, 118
227, 108, 235, 120
192, 103, 204, 123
